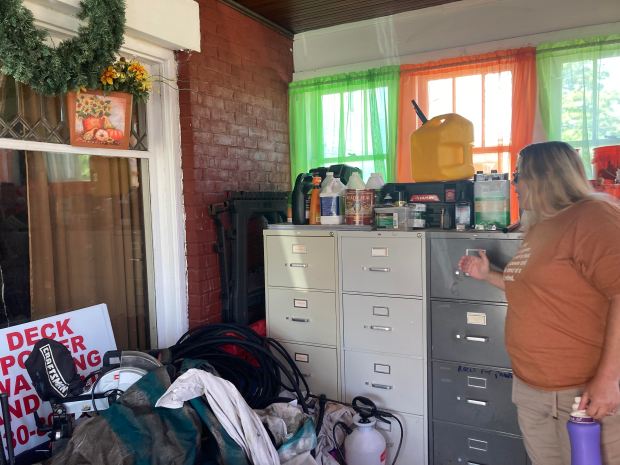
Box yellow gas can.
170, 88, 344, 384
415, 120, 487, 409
410, 113, 475, 182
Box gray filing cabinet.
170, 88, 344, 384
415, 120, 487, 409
428, 232, 529, 465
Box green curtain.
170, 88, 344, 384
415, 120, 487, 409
537, 35, 620, 177
289, 66, 400, 185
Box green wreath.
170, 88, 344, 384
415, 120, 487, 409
0, 0, 126, 95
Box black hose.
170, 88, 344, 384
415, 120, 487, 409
166, 323, 312, 412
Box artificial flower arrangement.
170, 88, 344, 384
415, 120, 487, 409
99, 57, 152, 102
68, 57, 152, 149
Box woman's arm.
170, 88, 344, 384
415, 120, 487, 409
458, 251, 505, 290
579, 294, 620, 420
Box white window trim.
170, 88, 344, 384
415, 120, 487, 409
0, 25, 188, 348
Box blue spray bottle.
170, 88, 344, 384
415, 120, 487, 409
567, 396, 603, 465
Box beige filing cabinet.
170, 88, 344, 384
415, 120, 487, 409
264, 229, 340, 400
340, 231, 427, 465
264, 227, 428, 465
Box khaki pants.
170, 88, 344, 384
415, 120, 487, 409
512, 376, 620, 465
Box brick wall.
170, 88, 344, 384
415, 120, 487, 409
177, 0, 293, 327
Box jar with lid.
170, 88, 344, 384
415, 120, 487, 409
408, 203, 426, 229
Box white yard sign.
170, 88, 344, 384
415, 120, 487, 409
0, 304, 116, 455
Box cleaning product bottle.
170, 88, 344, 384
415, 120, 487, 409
345, 172, 373, 225
321, 171, 334, 189
344, 414, 387, 465
320, 176, 345, 225
308, 176, 322, 225
365, 172, 385, 206
567, 396, 603, 465
292, 172, 313, 225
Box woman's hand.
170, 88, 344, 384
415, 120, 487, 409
458, 250, 491, 281
579, 374, 620, 420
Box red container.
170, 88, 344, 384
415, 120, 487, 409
592, 145, 620, 181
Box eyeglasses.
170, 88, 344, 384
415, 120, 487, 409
512, 171, 519, 184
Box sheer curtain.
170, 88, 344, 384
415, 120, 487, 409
397, 48, 537, 221
537, 35, 620, 178
27, 153, 149, 349
289, 66, 400, 183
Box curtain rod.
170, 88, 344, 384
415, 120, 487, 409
536, 38, 620, 55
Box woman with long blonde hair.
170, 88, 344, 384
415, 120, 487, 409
459, 141, 620, 465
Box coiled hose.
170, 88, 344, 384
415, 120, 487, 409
165, 323, 311, 412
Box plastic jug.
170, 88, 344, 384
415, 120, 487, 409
410, 113, 475, 182
320, 176, 345, 225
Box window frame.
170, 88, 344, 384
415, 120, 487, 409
417, 69, 514, 174
0, 34, 187, 347
548, 50, 620, 149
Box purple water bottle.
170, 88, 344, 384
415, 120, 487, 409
567, 396, 603, 465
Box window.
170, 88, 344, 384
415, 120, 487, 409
426, 70, 513, 174
0, 72, 155, 350
537, 35, 620, 177
397, 48, 537, 188
289, 66, 400, 183
0, 149, 150, 349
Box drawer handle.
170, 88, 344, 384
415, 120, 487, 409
289, 263, 308, 268
467, 462, 485, 465
291, 317, 310, 323
365, 325, 392, 332
466, 399, 488, 406
457, 335, 488, 343
368, 267, 391, 272
371, 383, 393, 390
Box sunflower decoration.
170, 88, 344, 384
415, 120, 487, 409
99, 57, 152, 102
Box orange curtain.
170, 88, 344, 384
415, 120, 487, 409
396, 48, 537, 222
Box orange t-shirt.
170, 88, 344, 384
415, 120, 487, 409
504, 199, 620, 390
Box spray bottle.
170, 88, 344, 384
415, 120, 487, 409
343, 397, 388, 465
567, 396, 603, 465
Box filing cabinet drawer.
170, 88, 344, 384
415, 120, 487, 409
431, 300, 511, 368
341, 237, 423, 296
343, 294, 423, 356
268, 289, 337, 346
433, 361, 519, 435
266, 235, 336, 290
430, 237, 521, 302
276, 341, 338, 400
377, 412, 425, 465
433, 421, 527, 465
344, 350, 424, 415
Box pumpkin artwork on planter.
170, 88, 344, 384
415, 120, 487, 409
68, 90, 132, 149
67, 58, 151, 150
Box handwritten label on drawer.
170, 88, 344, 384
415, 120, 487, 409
468, 438, 488, 452
374, 363, 391, 374
371, 247, 388, 257
292, 244, 307, 254
372, 306, 389, 317
295, 353, 309, 363
467, 312, 487, 325
293, 299, 308, 308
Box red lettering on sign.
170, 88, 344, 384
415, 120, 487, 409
24, 327, 39, 346
14, 375, 31, 396
87, 350, 101, 368
56, 319, 73, 338
17, 350, 31, 370
6, 332, 23, 351
70, 335, 85, 353
0, 356, 15, 377
40, 323, 56, 339
0, 378, 11, 395
23, 394, 40, 416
